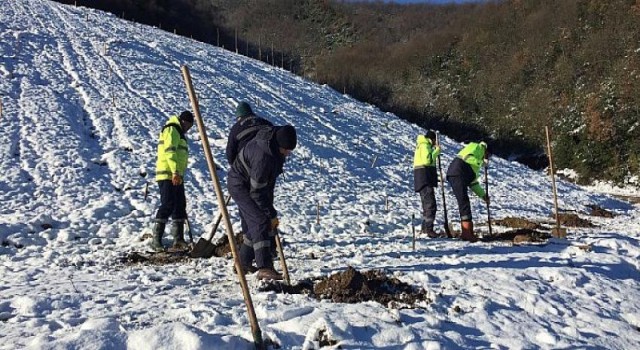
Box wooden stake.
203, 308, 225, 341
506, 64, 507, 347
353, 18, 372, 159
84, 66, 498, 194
412, 214, 416, 251
316, 201, 320, 225
545, 126, 566, 238
484, 163, 493, 236
385, 195, 389, 211
436, 134, 452, 237
181, 66, 264, 349
0, 97, 3, 118
143, 182, 148, 201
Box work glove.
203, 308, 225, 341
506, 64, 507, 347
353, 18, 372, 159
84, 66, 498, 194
172, 173, 183, 186
271, 217, 279, 230
482, 194, 490, 205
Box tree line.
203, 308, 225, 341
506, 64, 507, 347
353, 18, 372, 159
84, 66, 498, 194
54, 0, 640, 184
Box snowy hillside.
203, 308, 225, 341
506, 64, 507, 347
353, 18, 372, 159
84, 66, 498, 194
1, 1, 639, 349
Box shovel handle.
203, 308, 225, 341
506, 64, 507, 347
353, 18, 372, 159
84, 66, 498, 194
274, 230, 291, 285
207, 195, 232, 242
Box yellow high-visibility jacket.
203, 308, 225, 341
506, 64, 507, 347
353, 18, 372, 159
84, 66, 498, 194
155, 116, 189, 181
413, 135, 441, 192
457, 142, 486, 197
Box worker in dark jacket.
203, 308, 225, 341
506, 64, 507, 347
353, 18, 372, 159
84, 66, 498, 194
446, 142, 490, 242
413, 130, 441, 237
226, 101, 273, 166
227, 125, 297, 280
151, 111, 194, 251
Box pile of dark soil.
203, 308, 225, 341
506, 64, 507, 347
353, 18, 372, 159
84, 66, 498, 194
121, 232, 245, 266
493, 217, 541, 230
481, 229, 550, 244
209, 232, 244, 258
259, 267, 431, 308
120, 251, 191, 266
557, 213, 594, 227
586, 204, 616, 218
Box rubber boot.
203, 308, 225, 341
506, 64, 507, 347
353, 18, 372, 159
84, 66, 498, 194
150, 222, 165, 252
170, 220, 188, 250
460, 221, 478, 243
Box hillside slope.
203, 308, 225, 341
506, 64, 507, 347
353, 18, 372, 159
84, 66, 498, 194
1, 1, 639, 349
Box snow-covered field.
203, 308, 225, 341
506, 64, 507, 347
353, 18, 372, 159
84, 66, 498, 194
1, 1, 639, 349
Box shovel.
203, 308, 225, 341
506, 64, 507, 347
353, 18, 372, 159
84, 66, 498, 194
190, 195, 232, 258
273, 229, 291, 285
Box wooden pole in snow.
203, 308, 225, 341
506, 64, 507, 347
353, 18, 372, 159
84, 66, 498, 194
545, 126, 566, 238
412, 214, 416, 251
181, 65, 264, 349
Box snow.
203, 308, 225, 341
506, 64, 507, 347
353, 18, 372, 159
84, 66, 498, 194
1, 0, 639, 349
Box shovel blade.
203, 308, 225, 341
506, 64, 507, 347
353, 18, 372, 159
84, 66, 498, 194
189, 238, 216, 258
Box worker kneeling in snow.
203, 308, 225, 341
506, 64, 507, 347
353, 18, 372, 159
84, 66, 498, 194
446, 141, 490, 242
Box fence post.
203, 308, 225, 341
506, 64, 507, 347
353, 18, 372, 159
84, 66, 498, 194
316, 201, 320, 225
412, 214, 416, 251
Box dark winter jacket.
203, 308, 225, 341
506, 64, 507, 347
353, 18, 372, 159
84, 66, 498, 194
226, 115, 273, 165
227, 127, 284, 219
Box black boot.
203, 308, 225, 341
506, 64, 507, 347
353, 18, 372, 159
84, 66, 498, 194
170, 220, 188, 250
150, 221, 165, 251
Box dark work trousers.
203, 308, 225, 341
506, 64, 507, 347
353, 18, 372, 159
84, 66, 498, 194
155, 180, 187, 223
228, 181, 272, 269
419, 186, 437, 233
447, 176, 472, 221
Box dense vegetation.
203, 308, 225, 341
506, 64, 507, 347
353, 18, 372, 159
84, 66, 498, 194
56, 0, 640, 184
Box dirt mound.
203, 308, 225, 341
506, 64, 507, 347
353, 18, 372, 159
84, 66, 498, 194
586, 204, 616, 218
259, 267, 431, 308
481, 229, 550, 244
120, 250, 191, 266
557, 213, 594, 227
493, 217, 541, 230
210, 232, 244, 257
121, 232, 245, 266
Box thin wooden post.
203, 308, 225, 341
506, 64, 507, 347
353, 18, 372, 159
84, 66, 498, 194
143, 182, 149, 201
371, 154, 378, 168
436, 133, 451, 237
181, 66, 264, 349
412, 214, 416, 251
484, 163, 493, 236
385, 195, 389, 211
316, 201, 320, 225
545, 126, 566, 238
0, 97, 3, 119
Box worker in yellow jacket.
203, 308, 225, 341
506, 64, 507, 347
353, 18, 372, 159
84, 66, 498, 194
413, 130, 441, 237
151, 111, 194, 251
446, 142, 490, 242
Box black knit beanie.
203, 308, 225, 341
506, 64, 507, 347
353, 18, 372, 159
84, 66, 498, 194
275, 125, 297, 150
179, 111, 194, 124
